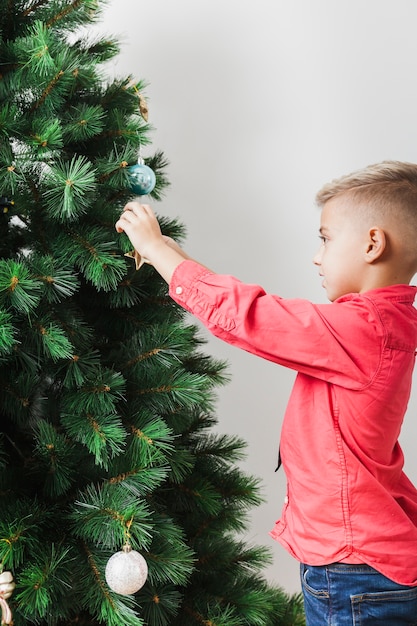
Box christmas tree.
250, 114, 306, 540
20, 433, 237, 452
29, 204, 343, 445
0, 1, 305, 624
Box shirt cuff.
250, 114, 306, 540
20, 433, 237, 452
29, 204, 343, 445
169, 259, 214, 310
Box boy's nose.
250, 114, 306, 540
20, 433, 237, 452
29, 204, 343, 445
313, 249, 322, 265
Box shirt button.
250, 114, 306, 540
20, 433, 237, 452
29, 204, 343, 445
175, 286, 183, 295
284, 496, 289, 504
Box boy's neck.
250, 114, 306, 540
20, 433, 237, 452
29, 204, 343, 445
359, 266, 414, 293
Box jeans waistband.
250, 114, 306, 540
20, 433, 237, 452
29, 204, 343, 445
304, 562, 376, 574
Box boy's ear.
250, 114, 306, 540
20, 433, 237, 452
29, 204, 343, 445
365, 226, 386, 263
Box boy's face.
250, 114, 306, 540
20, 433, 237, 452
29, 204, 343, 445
313, 197, 369, 302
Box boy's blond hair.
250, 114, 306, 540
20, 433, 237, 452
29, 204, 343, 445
316, 160, 417, 218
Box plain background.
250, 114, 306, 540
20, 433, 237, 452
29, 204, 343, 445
100, 0, 417, 594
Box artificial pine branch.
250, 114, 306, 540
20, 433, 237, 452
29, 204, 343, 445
21, 1, 50, 19
46, 0, 93, 28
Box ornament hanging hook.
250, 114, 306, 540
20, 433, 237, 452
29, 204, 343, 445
137, 134, 144, 166
123, 517, 133, 548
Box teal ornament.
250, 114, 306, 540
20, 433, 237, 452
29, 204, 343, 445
128, 162, 156, 196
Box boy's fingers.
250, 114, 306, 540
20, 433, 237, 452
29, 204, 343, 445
116, 202, 156, 235
115, 212, 134, 232
141, 204, 154, 216
118, 210, 137, 226
123, 203, 154, 217
123, 201, 140, 213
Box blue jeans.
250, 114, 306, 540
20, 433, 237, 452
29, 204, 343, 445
300, 563, 417, 625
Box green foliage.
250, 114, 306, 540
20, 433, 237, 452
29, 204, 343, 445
0, 259, 42, 313
0, 308, 17, 357
15, 544, 74, 623
33, 419, 78, 497
31, 254, 80, 303
0, 1, 305, 625
43, 156, 97, 221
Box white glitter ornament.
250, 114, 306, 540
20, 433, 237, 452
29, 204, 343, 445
0, 570, 15, 625
105, 544, 148, 595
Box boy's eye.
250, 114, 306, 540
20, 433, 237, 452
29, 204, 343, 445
319, 235, 328, 244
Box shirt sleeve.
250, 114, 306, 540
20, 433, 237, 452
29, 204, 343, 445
169, 260, 384, 389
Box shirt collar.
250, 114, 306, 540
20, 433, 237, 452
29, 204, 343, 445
336, 284, 417, 304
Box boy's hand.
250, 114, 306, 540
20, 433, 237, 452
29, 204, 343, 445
115, 202, 191, 283
115, 202, 165, 263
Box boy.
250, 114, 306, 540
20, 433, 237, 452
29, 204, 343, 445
115, 161, 417, 624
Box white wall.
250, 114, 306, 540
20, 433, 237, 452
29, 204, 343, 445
101, 0, 417, 594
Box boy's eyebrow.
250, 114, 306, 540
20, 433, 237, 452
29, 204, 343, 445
319, 226, 330, 235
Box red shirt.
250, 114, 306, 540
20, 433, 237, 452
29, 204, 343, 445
169, 260, 417, 585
